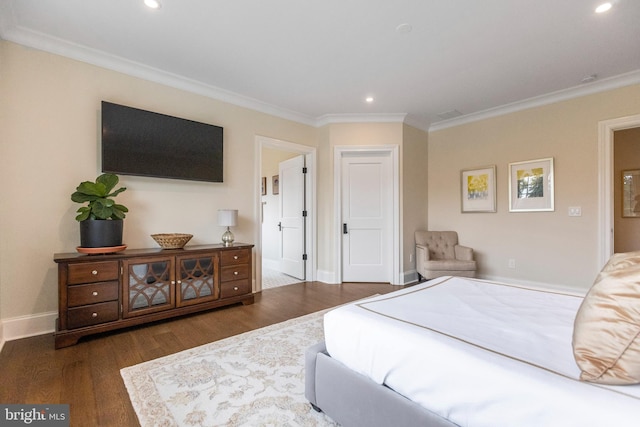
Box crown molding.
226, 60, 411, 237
402, 114, 430, 132
1, 23, 318, 127
429, 70, 640, 132
1, 17, 418, 130
3, 14, 638, 134
316, 113, 408, 128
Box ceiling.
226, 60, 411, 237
1, 0, 639, 130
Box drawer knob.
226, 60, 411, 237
233, 286, 239, 291
91, 312, 98, 318
234, 256, 238, 260
92, 270, 98, 275
92, 291, 98, 296
234, 271, 239, 275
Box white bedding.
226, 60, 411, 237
324, 276, 640, 427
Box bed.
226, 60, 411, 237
305, 255, 640, 427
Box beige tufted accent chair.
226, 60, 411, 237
415, 230, 477, 280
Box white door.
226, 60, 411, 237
341, 152, 392, 282
279, 155, 305, 280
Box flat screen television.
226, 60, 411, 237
101, 101, 223, 182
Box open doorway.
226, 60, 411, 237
262, 151, 304, 289
598, 114, 640, 266
614, 127, 640, 252
255, 136, 316, 292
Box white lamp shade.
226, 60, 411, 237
217, 209, 238, 227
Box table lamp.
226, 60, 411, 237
217, 209, 238, 246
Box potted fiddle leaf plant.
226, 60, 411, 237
71, 173, 128, 248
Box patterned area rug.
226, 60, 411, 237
121, 310, 338, 426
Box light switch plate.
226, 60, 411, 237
568, 207, 582, 217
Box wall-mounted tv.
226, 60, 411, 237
101, 101, 223, 182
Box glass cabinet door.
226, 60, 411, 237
122, 256, 175, 317
176, 253, 219, 307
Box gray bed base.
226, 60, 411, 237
305, 341, 459, 427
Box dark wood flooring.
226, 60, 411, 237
0, 281, 405, 426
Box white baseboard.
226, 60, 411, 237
316, 269, 419, 286
316, 269, 339, 284
479, 274, 587, 296
1, 311, 57, 351
402, 269, 419, 285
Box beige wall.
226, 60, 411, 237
614, 127, 640, 252
0, 41, 317, 323
314, 122, 430, 282
428, 84, 640, 290
0, 40, 426, 334
402, 124, 429, 278
315, 122, 405, 280
3, 36, 639, 336
315, 124, 333, 276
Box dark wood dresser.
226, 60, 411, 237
53, 243, 253, 348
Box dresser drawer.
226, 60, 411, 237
220, 249, 249, 266
221, 264, 249, 282
67, 261, 119, 285
220, 279, 251, 298
67, 281, 119, 307
67, 301, 119, 329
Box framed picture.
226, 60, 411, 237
622, 169, 640, 217
272, 175, 279, 195
461, 165, 496, 213
261, 177, 267, 196
508, 158, 554, 212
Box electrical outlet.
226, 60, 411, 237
508, 258, 516, 269
409, 253, 413, 263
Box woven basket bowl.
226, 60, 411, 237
151, 233, 193, 249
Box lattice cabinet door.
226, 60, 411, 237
122, 256, 176, 317
176, 253, 220, 307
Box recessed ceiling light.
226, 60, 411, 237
144, 0, 162, 9
365, 97, 374, 103
595, 2, 612, 13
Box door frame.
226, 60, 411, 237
255, 135, 316, 291
598, 113, 640, 267
333, 145, 401, 285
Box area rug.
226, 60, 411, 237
121, 310, 338, 426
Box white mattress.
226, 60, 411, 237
324, 276, 640, 427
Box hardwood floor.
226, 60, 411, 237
0, 281, 406, 426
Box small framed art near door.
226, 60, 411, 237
622, 169, 640, 218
